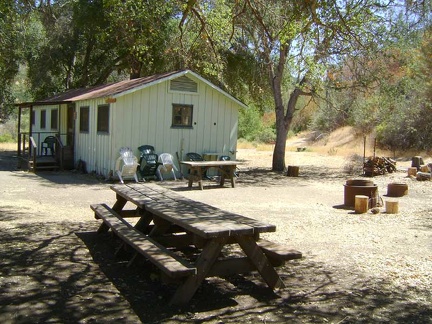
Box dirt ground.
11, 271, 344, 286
0, 133, 431, 324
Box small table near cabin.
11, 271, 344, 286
180, 160, 240, 190
91, 183, 302, 305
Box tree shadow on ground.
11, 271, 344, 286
169, 165, 353, 192
0, 220, 430, 323
236, 165, 352, 188
0, 221, 140, 323
0, 149, 112, 187
77, 229, 431, 323
0, 150, 19, 171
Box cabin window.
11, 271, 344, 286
31, 111, 35, 126
172, 104, 193, 128
50, 109, 58, 130
97, 104, 110, 133
40, 110, 46, 129
80, 106, 89, 133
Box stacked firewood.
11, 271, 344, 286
363, 157, 397, 176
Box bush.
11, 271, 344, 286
238, 106, 276, 143
255, 127, 276, 143
0, 133, 14, 143
0, 118, 19, 142
238, 106, 262, 141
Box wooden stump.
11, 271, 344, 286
387, 183, 408, 197
287, 166, 299, 177
407, 167, 417, 177
386, 200, 399, 214
420, 165, 430, 172
411, 156, 424, 169
355, 195, 369, 214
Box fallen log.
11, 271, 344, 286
364, 157, 397, 177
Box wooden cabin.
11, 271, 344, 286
16, 70, 246, 179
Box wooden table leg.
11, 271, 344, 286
170, 237, 227, 305
219, 166, 235, 188
197, 167, 204, 190
187, 167, 194, 188
236, 235, 285, 289
134, 209, 154, 232
112, 194, 128, 213
227, 165, 235, 188
149, 217, 172, 236
220, 167, 225, 187
97, 195, 127, 233
188, 167, 204, 190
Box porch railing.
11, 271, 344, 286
18, 132, 70, 171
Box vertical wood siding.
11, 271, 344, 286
52, 76, 239, 179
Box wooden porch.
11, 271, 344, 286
17, 132, 75, 172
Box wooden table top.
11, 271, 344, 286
111, 183, 275, 238
180, 160, 241, 167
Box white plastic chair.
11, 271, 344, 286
157, 153, 178, 181
115, 147, 139, 183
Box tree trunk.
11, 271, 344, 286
272, 124, 288, 171
272, 81, 306, 171
129, 58, 142, 79
270, 44, 289, 171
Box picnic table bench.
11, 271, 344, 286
91, 183, 302, 305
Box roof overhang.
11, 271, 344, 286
15, 70, 248, 110
16, 101, 73, 108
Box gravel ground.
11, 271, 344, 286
0, 142, 431, 323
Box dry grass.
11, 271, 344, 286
0, 142, 16, 151
238, 127, 432, 161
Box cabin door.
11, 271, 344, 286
62, 104, 76, 169
67, 104, 75, 147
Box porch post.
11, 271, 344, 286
17, 106, 22, 157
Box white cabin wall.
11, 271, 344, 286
74, 76, 240, 179
74, 98, 112, 175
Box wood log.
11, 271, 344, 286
287, 166, 299, 177
407, 167, 417, 177
411, 156, 424, 169
385, 200, 399, 214
387, 183, 408, 197
355, 195, 369, 214
420, 165, 429, 172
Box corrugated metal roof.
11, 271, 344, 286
41, 70, 181, 102
16, 70, 247, 109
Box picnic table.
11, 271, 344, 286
180, 160, 240, 190
91, 183, 301, 305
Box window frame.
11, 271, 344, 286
79, 106, 90, 133
171, 104, 193, 128
40, 110, 46, 129
97, 104, 110, 134
31, 111, 35, 126
50, 109, 58, 130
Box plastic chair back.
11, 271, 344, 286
138, 145, 155, 156
157, 153, 178, 180
139, 153, 160, 179
186, 152, 204, 161
116, 147, 139, 183
42, 136, 57, 155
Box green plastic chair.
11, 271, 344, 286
42, 136, 56, 156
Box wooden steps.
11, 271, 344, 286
28, 156, 60, 171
